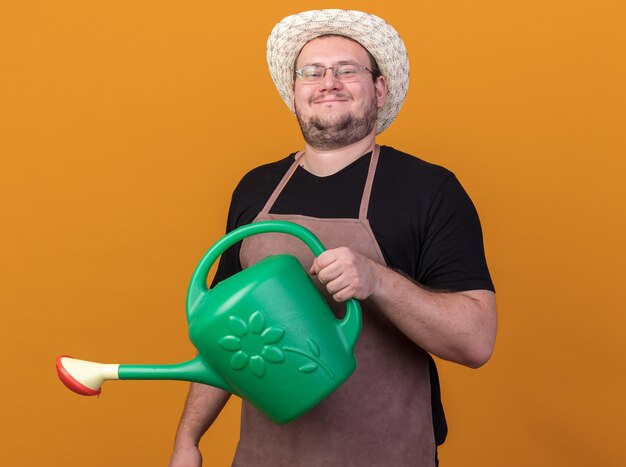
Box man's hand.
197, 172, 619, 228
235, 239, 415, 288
169, 444, 202, 467
310, 247, 383, 302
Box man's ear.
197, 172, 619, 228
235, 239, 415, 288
290, 82, 296, 113
375, 76, 388, 109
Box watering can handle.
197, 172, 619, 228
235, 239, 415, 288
186, 220, 361, 345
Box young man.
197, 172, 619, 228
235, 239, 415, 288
170, 10, 496, 467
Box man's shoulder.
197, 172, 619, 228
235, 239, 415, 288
226, 154, 296, 226
235, 154, 294, 191
378, 145, 454, 186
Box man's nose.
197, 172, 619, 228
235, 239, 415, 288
319, 67, 342, 89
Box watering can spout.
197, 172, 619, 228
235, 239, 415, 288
57, 355, 233, 396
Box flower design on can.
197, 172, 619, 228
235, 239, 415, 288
218, 310, 285, 378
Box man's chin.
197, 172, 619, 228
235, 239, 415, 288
295, 98, 379, 149
310, 114, 352, 132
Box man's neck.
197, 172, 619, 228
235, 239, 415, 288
299, 134, 377, 177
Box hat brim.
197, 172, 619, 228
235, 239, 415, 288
266, 9, 409, 134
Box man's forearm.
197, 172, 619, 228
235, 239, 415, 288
370, 263, 497, 368
173, 383, 231, 449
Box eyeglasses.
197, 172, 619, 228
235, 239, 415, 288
295, 63, 372, 84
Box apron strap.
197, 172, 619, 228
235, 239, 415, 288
359, 145, 380, 220
259, 151, 305, 215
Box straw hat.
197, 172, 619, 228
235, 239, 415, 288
266, 9, 409, 134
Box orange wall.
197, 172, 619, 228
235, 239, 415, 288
1, 1, 624, 466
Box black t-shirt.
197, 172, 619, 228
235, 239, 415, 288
212, 145, 494, 445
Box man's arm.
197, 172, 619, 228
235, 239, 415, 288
310, 248, 497, 368
169, 383, 231, 467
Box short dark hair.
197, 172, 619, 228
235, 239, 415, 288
293, 34, 382, 82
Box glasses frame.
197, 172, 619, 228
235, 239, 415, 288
295, 63, 373, 84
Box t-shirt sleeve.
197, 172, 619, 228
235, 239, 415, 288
208, 159, 287, 287
416, 174, 494, 292
209, 189, 244, 287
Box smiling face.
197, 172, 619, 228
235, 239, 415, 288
292, 36, 387, 150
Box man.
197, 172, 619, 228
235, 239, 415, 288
170, 9, 496, 467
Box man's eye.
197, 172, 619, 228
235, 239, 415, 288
303, 68, 322, 78
338, 67, 357, 76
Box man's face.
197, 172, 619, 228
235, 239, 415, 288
292, 36, 387, 150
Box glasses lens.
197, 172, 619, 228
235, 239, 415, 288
299, 66, 324, 82
335, 64, 359, 80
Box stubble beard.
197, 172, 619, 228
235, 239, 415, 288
295, 96, 379, 151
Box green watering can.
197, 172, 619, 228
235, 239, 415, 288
57, 220, 362, 424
